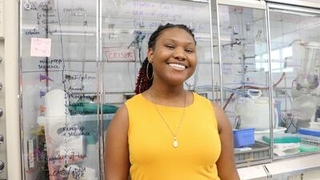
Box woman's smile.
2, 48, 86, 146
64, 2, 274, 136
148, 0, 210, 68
167, 63, 187, 71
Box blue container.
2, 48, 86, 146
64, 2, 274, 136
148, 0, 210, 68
298, 127, 320, 137
233, 128, 255, 148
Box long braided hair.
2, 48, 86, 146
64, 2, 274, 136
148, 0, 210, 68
134, 23, 196, 94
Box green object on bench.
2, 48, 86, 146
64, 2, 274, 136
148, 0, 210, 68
262, 135, 301, 144
299, 145, 320, 152
69, 102, 119, 115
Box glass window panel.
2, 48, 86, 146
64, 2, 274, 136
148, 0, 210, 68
20, 1, 101, 179
218, 4, 272, 167
269, 5, 320, 160
101, 0, 213, 103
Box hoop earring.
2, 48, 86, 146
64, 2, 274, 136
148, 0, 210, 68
146, 61, 154, 81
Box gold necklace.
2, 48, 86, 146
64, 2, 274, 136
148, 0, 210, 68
154, 92, 186, 148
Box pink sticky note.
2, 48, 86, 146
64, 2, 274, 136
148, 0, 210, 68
30, 38, 51, 57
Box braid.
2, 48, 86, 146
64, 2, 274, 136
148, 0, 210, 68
134, 58, 153, 94
134, 23, 196, 94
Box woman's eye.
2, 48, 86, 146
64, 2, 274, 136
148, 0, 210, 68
165, 45, 174, 49
185, 49, 194, 53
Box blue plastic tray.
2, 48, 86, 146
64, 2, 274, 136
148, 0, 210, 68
233, 128, 255, 148
298, 128, 320, 137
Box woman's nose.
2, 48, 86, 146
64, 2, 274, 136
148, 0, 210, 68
173, 47, 186, 60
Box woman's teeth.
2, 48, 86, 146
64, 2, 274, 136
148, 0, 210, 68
168, 63, 186, 70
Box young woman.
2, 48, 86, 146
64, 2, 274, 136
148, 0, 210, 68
104, 23, 240, 180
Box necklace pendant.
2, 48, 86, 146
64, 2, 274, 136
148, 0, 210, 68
173, 137, 178, 148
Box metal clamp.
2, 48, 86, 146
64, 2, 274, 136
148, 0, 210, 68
0, 160, 4, 172
0, 82, 2, 91
262, 165, 272, 179
0, 108, 2, 117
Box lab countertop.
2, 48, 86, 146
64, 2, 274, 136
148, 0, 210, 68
237, 153, 320, 179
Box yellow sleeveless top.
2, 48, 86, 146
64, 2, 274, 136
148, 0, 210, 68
126, 93, 221, 180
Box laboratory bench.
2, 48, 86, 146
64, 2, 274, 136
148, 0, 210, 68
238, 153, 320, 179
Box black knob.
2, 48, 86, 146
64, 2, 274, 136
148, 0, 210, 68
0, 134, 3, 144
0, 82, 2, 91
0, 160, 4, 171
0, 108, 2, 117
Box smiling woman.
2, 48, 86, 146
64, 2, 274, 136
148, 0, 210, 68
134, 24, 197, 93
104, 23, 240, 180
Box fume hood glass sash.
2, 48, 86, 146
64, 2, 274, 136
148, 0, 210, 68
217, 0, 266, 9
265, 0, 320, 9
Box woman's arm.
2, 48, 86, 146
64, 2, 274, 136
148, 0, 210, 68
212, 102, 240, 180
104, 105, 130, 180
